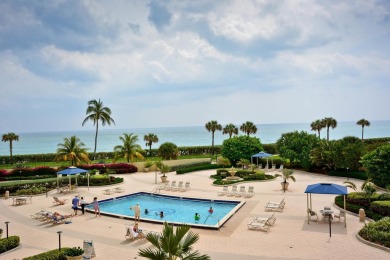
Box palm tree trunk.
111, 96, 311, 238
361, 126, 364, 141
94, 123, 99, 161
9, 141, 13, 165
327, 127, 330, 141
211, 132, 215, 156
317, 130, 321, 139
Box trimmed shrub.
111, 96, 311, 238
158, 142, 179, 160
335, 196, 383, 221
23, 248, 71, 260
176, 164, 221, 174
371, 201, 390, 217
0, 236, 20, 253
75, 163, 138, 174
328, 170, 367, 180
358, 217, 390, 248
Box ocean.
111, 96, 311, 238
1, 121, 389, 156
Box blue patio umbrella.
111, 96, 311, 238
57, 166, 88, 189
251, 151, 273, 165
304, 183, 348, 228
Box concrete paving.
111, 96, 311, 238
0, 169, 388, 259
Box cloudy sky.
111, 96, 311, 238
1, 0, 389, 133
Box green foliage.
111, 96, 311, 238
277, 131, 318, 170
334, 196, 383, 221
274, 169, 296, 183
176, 164, 221, 174
144, 160, 155, 168
361, 144, 390, 188
371, 201, 390, 217
262, 143, 277, 154
221, 136, 262, 165
23, 248, 71, 260
0, 236, 20, 254
217, 157, 231, 168
113, 133, 144, 163
328, 170, 367, 180
138, 222, 211, 260
64, 247, 84, 256
358, 217, 390, 248
158, 142, 179, 160
334, 136, 365, 170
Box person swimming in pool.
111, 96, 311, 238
208, 207, 214, 214
195, 213, 200, 221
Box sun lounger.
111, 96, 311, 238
114, 187, 125, 193
172, 181, 183, 191
217, 185, 229, 196
50, 212, 73, 224
254, 213, 276, 226
179, 182, 190, 192
102, 189, 115, 195
265, 199, 286, 212
53, 197, 68, 206
247, 221, 270, 232
244, 186, 255, 198
227, 185, 238, 196
235, 186, 246, 197
125, 225, 145, 240
168, 180, 177, 191
164, 181, 176, 191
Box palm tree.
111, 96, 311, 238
54, 136, 90, 165
222, 123, 238, 138
82, 99, 115, 160
310, 119, 325, 139
205, 120, 222, 156
344, 179, 376, 206
240, 121, 257, 136
356, 119, 370, 141
1, 132, 19, 165
144, 133, 159, 155
322, 117, 337, 141
138, 222, 210, 260
113, 133, 144, 163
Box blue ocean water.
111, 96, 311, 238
1, 121, 389, 156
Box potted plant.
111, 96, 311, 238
65, 247, 84, 260
274, 168, 296, 192
144, 160, 154, 172
156, 161, 171, 182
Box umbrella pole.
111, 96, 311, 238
307, 194, 309, 224
344, 195, 347, 227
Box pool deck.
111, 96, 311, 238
1, 169, 389, 259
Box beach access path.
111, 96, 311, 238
0, 169, 388, 260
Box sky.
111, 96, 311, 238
0, 0, 389, 133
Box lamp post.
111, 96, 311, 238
5, 221, 10, 238
57, 231, 63, 251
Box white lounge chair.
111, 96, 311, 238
227, 185, 238, 196
254, 213, 276, 226
53, 197, 68, 205
125, 226, 145, 240
217, 186, 228, 196
235, 186, 246, 197
247, 221, 270, 232
172, 181, 183, 191
334, 211, 346, 222
164, 181, 175, 191
169, 181, 177, 191
179, 182, 190, 192
265, 198, 286, 212
244, 186, 255, 198
308, 209, 318, 222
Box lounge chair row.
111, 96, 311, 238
156, 181, 190, 192
31, 210, 73, 224
217, 185, 255, 198
102, 187, 125, 195
247, 213, 277, 232
264, 198, 285, 212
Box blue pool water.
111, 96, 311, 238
87, 192, 244, 229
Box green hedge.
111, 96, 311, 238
371, 201, 390, 217
0, 236, 20, 253
328, 170, 367, 180
358, 217, 390, 248
334, 196, 383, 221
176, 164, 221, 174
23, 247, 72, 260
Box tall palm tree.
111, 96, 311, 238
240, 121, 257, 136
310, 119, 325, 139
222, 123, 238, 138
55, 136, 90, 166
113, 133, 144, 163
144, 133, 159, 155
138, 222, 210, 260
1, 132, 19, 165
205, 120, 222, 156
82, 99, 115, 160
356, 119, 370, 141
322, 117, 337, 141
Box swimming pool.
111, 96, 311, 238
86, 192, 245, 229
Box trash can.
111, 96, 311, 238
5, 191, 9, 199
359, 208, 365, 222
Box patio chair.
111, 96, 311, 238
244, 186, 255, 198
308, 209, 318, 222
172, 181, 183, 191
217, 185, 229, 196
254, 213, 276, 226
235, 186, 246, 197
227, 185, 238, 196
114, 187, 125, 193
179, 182, 190, 192
334, 211, 346, 222
163, 181, 173, 191
267, 198, 285, 206
169, 180, 177, 191
247, 221, 270, 232
53, 197, 68, 206
102, 189, 115, 195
